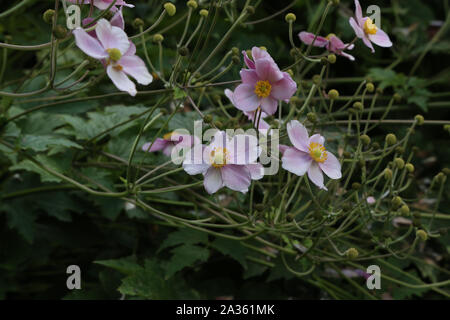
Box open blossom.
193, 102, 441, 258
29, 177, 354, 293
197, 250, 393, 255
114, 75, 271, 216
182, 131, 263, 194
142, 132, 199, 157
281, 120, 341, 190
224, 89, 270, 132
73, 18, 152, 96
299, 32, 355, 61
233, 47, 297, 116
68, 0, 134, 11
349, 0, 392, 52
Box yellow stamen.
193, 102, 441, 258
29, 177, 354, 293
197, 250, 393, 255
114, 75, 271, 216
309, 142, 327, 163
254, 80, 272, 98
210, 147, 229, 168
113, 64, 123, 71
363, 18, 378, 35
163, 132, 174, 140
325, 33, 336, 40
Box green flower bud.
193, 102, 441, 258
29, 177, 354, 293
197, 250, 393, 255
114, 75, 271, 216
366, 82, 375, 92
376, 87, 383, 94
203, 114, 213, 123
400, 204, 410, 216
444, 124, 450, 133
394, 157, 405, 169
371, 142, 380, 150
164, 3, 176, 16
352, 182, 361, 190
416, 229, 427, 241
321, 57, 328, 65
360, 134, 371, 145
285, 13, 296, 23
43, 9, 55, 24
214, 120, 223, 129
178, 46, 189, 56
434, 172, 447, 184
385, 133, 397, 146
200, 9, 208, 17
384, 168, 393, 180
246, 49, 253, 60
307, 112, 317, 123
415, 114, 424, 126
345, 248, 359, 259
132, 18, 145, 29
328, 89, 339, 100
391, 196, 403, 207
232, 55, 240, 64
187, 0, 198, 9
327, 54, 337, 64
395, 146, 405, 154
153, 34, 164, 43
231, 47, 239, 55
52, 25, 68, 39
312, 74, 321, 85
353, 101, 363, 111
406, 163, 414, 173
245, 6, 255, 15
286, 69, 294, 78
393, 93, 402, 102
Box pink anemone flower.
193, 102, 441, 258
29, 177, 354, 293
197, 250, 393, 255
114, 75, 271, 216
82, 8, 124, 37
349, 0, 393, 53
73, 18, 152, 96
67, 0, 134, 11
142, 132, 199, 157
182, 131, 263, 194
233, 47, 297, 116
281, 120, 342, 190
224, 89, 271, 132
299, 31, 355, 61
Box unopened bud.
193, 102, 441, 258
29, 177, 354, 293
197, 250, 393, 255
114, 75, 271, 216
153, 34, 164, 43
394, 157, 405, 169
307, 112, 317, 123
400, 204, 410, 216
360, 134, 371, 145
385, 133, 397, 146
178, 47, 189, 56
133, 18, 144, 29
353, 101, 363, 111
285, 13, 296, 23
406, 163, 414, 173
164, 3, 177, 16
43, 9, 55, 24
345, 248, 359, 259
52, 25, 68, 39
416, 229, 427, 241
327, 54, 336, 64
384, 168, 393, 180
366, 82, 375, 92
187, 0, 198, 9
200, 9, 209, 17
328, 89, 339, 100
415, 114, 424, 126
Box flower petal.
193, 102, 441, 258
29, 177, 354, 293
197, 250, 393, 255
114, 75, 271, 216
252, 46, 273, 62
221, 165, 251, 193
270, 73, 297, 101
242, 50, 255, 69
95, 19, 130, 54
354, 0, 363, 23
240, 69, 259, 85
255, 58, 283, 83
260, 97, 278, 115
362, 34, 375, 52
298, 31, 329, 47
106, 64, 137, 96
110, 9, 125, 29
233, 84, 260, 112
349, 17, 365, 38
229, 134, 260, 165
281, 147, 312, 176
309, 133, 325, 146
203, 167, 223, 194
73, 28, 108, 59
246, 163, 264, 180
319, 152, 342, 179
224, 89, 236, 105
308, 162, 327, 190
142, 138, 168, 152
369, 29, 393, 47
120, 55, 153, 85
287, 120, 309, 152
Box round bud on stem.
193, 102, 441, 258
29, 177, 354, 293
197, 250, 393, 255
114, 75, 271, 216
444, 124, 450, 133
366, 82, 375, 92
371, 142, 380, 150
416, 229, 428, 241
285, 13, 296, 23
178, 47, 189, 56
394, 157, 405, 169
384, 168, 393, 180
307, 112, 317, 123
133, 18, 144, 29
352, 182, 361, 190
328, 89, 339, 100
345, 248, 359, 259
52, 25, 68, 39
400, 204, 410, 216
43, 9, 55, 24
393, 93, 402, 102
164, 3, 177, 16
327, 54, 336, 64
200, 9, 208, 17
203, 114, 213, 123
385, 133, 397, 146
187, 0, 198, 9
391, 196, 403, 208
406, 163, 414, 173
153, 34, 164, 43
353, 101, 363, 111
360, 134, 371, 145
245, 6, 255, 15
231, 47, 239, 55
415, 114, 424, 126
232, 55, 240, 64
312, 74, 322, 85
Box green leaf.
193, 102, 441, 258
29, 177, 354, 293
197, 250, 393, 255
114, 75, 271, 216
20, 134, 82, 152
95, 256, 143, 276
158, 228, 209, 253
3, 202, 37, 243
211, 237, 248, 269
163, 244, 210, 279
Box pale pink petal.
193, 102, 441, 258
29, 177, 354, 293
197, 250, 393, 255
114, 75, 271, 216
369, 29, 393, 47
251, 46, 273, 62
309, 134, 325, 146
366, 196, 376, 205
229, 134, 260, 165
221, 165, 251, 193
120, 55, 153, 85
173, 134, 196, 147
287, 120, 309, 152
279, 144, 289, 155
246, 163, 264, 180
242, 50, 255, 69
162, 144, 174, 157
354, 0, 363, 23
124, 41, 136, 56
339, 51, 355, 61
224, 89, 236, 105
298, 31, 329, 47
240, 69, 259, 85
204, 167, 223, 194
318, 152, 342, 179
282, 147, 312, 176
142, 138, 168, 152
110, 9, 125, 30
308, 163, 327, 190
233, 84, 260, 112
183, 146, 209, 174
73, 28, 108, 59
270, 73, 297, 101
362, 35, 375, 52
255, 58, 283, 83
106, 65, 137, 96
95, 19, 130, 54
349, 17, 365, 38
260, 97, 278, 115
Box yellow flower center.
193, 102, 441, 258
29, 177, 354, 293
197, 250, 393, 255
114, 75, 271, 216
107, 48, 122, 62
210, 147, 229, 168
254, 80, 272, 98
309, 142, 327, 163
163, 132, 174, 140
113, 64, 123, 71
325, 33, 336, 40
363, 18, 378, 35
